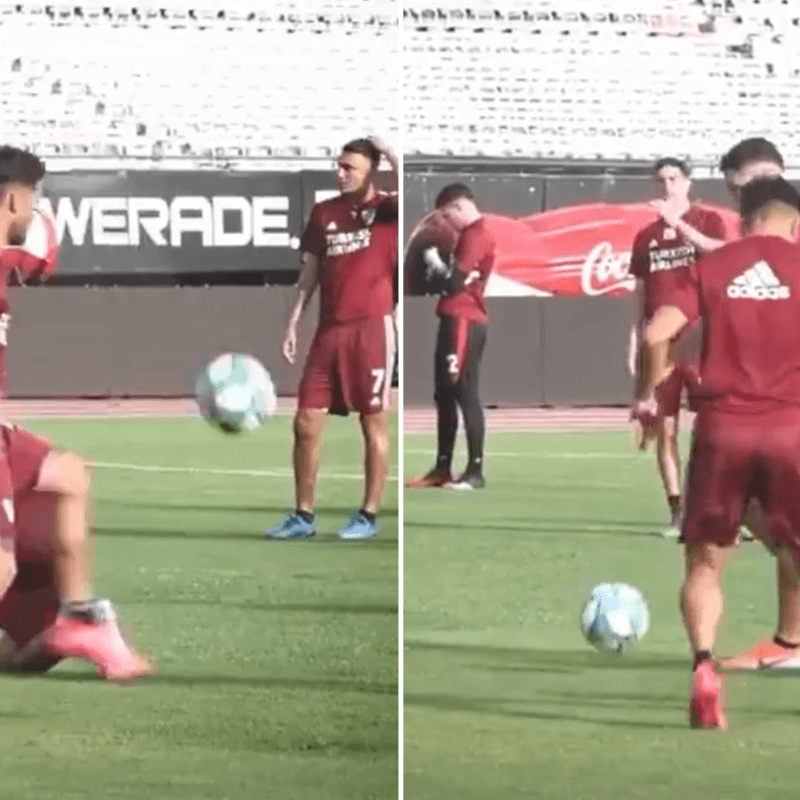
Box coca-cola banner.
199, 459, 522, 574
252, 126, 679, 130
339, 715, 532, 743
404, 173, 748, 297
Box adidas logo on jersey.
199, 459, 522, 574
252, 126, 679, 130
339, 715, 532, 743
727, 261, 790, 300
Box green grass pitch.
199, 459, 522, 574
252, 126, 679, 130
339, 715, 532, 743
0, 414, 397, 800
404, 429, 800, 800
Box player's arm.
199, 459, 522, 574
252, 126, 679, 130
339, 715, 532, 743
282, 252, 318, 365
627, 231, 649, 388
640, 266, 701, 399
651, 201, 727, 253
0, 536, 15, 602
643, 306, 690, 390
368, 136, 398, 191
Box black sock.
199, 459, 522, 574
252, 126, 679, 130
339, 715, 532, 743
435, 390, 458, 473
693, 650, 712, 670
359, 509, 376, 523
668, 495, 681, 517
295, 509, 314, 524
461, 393, 485, 474
773, 635, 800, 649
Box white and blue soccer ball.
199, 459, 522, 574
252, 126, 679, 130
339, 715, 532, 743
580, 582, 649, 655
195, 353, 277, 434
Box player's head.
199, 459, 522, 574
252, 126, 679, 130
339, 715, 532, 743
0, 146, 44, 247
739, 177, 800, 239
653, 157, 691, 203
434, 183, 479, 230
720, 138, 784, 198
337, 139, 381, 198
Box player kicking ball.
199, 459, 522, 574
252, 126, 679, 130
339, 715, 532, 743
266, 137, 398, 540
650, 137, 800, 670
629, 157, 726, 536
639, 176, 800, 728
0, 147, 152, 678
406, 184, 496, 491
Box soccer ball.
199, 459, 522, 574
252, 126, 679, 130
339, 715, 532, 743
580, 582, 649, 655
195, 353, 277, 433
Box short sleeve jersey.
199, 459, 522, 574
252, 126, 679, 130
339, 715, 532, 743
666, 234, 800, 414
300, 193, 398, 327
629, 205, 727, 320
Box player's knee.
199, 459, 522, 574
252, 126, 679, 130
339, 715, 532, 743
293, 410, 323, 442
361, 413, 389, 450
51, 451, 91, 499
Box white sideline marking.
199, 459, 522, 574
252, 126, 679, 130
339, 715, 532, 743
93, 461, 398, 482
404, 449, 633, 460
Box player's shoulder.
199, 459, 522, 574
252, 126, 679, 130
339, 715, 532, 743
632, 218, 660, 243
375, 191, 398, 224
687, 203, 725, 223
311, 195, 345, 216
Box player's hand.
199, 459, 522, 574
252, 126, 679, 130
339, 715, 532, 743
631, 393, 659, 451
367, 135, 393, 156
423, 246, 448, 282
649, 199, 682, 228
282, 325, 298, 365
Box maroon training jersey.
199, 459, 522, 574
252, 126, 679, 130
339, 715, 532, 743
436, 217, 496, 324
667, 235, 800, 414
300, 192, 398, 327
630, 205, 727, 320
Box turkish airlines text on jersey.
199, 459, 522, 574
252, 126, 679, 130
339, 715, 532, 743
40, 196, 291, 247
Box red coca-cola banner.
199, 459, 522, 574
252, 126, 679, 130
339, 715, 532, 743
405, 201, 741, 297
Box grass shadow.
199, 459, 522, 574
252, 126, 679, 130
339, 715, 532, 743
40, 670, 398, 695
404, 692, 685, 730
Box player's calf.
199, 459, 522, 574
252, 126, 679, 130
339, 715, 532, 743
360, 411, 389, 514
39, 450, 93, 604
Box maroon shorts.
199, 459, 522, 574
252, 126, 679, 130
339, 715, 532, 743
0, 426, 58, 652
655, 361, 700, 418
298, 316, 396, 416
681, 408, 800, 558
4, 425, 52, 494
0, 491, 59, 650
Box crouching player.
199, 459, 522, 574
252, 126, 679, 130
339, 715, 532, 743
0, 147, 152, 677
637, 177, 800, 728
0, 441, 152, 677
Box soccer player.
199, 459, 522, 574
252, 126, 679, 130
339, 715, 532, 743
0, 147, 151, 678
639, 176, 800, 728
405, 184, 496, 490
266, 137, 398, 540
629, 158, 727, 536
652, 137, 784, 252
649, 138, 800, 669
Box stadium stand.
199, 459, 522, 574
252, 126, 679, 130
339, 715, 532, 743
404, 1, 800, 162
1, 1, 398, 159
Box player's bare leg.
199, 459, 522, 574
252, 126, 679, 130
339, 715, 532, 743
360, 411, 389, 513
336, 411, 387, 541
293, 409, 328, 513
45, 452, 91, 603
264, 409, 327, 540
656, 415, 682, 537
681, 541, 732, 729
35, 452, 154, 679
720, 500, 800, 669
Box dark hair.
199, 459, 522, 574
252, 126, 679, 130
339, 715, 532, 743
739, 177, 800, 224
341, 138, 381, 170
653, 157, 691, 177
0, 146, 45, 188
435, 183, 474, 209
720, 137, 784, 173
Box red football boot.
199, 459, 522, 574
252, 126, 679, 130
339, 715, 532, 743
689, 660, 727, 730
